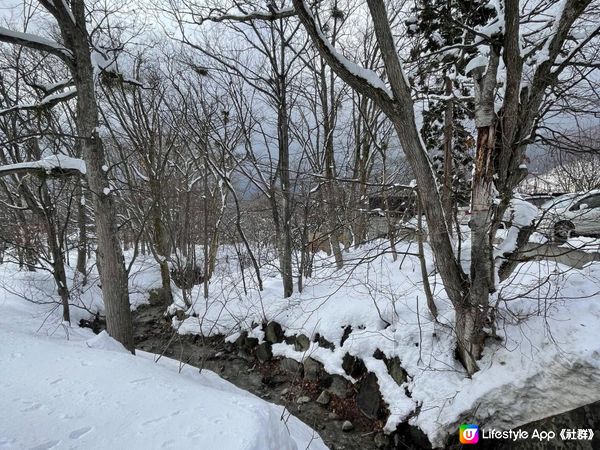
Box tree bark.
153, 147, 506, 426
442, 75, 454, 235
276, 68, 294, 298
76, 181, 87, 285
63, 0, 134, 352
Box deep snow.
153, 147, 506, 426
0, 263, 328, 450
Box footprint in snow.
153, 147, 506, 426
69, 426, 93, 440
28, 440, 60, 450
0, 437, 16, 449
20, 401, 42, 412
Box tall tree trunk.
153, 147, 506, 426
277, 84, 293, 299
460, 48, 501, 374
64, 3, 134, 352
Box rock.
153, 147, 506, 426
328, 412, 341, 420
341, 420, 354, 432
294, 334, 311, 352
243, 336, 259, 351
314, 333, 335, 350
372, 349, 385, 360
303, 357, 323, 380
256, 342, 273, 362
280, 357, 304, 376
148, 288, 170, 306
261, 374, 286, 387
316, 390, 330, 405
234, 331, 248, 347
296, 395, 310, 404
284, 335, 296, 346
342, 353, 367, 378
400, 425, 431, 449
374, 433, 389, 448
357, 372, 382, 419
265, 322, 284, 344
340, 325, 352, 346
386, 356, 407, 385
280, 388, 290, 396
327, 375, 351, 398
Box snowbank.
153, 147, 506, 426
0, 264, 328, 450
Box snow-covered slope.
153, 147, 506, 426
0, 265, 328, 450
171, 239, 600, 447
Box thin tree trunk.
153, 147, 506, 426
277, 87, 294, 299
442, 75, 454, 236
76, 181, 87, 285
417, 191, 437, 320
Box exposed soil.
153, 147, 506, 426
131, 302, 416, 450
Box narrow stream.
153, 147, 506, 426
131, 302, 400, 450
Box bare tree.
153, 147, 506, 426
0, 1, 135, 352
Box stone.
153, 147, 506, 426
296, 396, 310, 404
234, 331, 248, 347
280, 388, 290, 396
328, 412, 341, 421
261, 374, 286, 387
374, 433, 389, 448
340, 325, 352, 346
356, 372, 382, 419
294, 334, 311, 352
265, 322, 284, 344
386, 356, 407, 385
256, 342, 272, 362
403, 425, 431, 449
342, 353, 367, 378
314, 333, 335, 350
341, 420, 354, 432
316, 390, 330, 405
148, 288, 170, 306
372, 349, 385, 360
303, 357, 323, 380
327, 375, 351, 398
243, 336, 259, 350
280, 357, 304, 376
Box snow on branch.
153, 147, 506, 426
291, 0, 393, 102
0, 87, 77, 116
0, 27, 73, 65
196, 6, 296, 24
494, 198, 539, 259
91, 49, 145, 88
0, 154, 86, 178
528, 0, 592, 95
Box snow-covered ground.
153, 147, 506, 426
171, 239, 600, 447
0, 262, 329, 450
